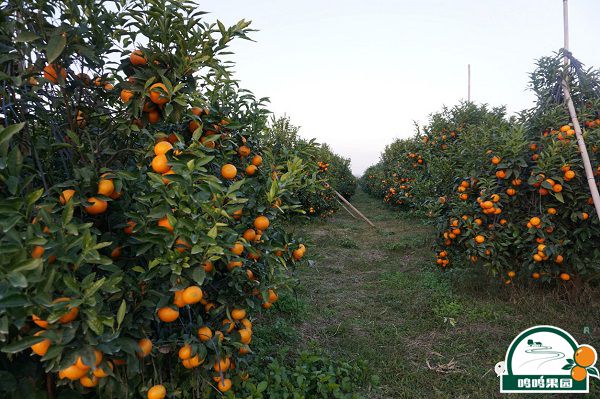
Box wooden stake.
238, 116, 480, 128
561, 0, 600, 221
333, 190, 375, 227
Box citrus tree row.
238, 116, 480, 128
360, 52, 600, 285
0, 1, 336, 398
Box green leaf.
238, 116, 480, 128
15, 31, 40, 43
191, 267, 205, 285
207, 225, 218, 239
12, 258, 42, 273
25, 188, 44, 206
116, 300, 126, 330
0, 123, 25, 146
1, 335, 44, 353
6, 272, 27, 288
46, 34, 67, 63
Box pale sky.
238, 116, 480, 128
201, 0, 600, 175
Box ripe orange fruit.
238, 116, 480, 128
232, 209, 243, 219
151, 154, 170, 173
157, 307, 179, 322
474, 235, 485, 244
553, 184, 563, 193
43, 64, 67, 84
178, 344, 192, 360
136, 338, 152, 358
238, 145, 251, 157
571, 365, 587, 381
222, 318, 235, 333
85, 197, 108, 215
559, 272, 571, 281
173, 290, 186, 308
555, 255, 564, 264
149, 83, 170, 105
130, 50, 147, 66
495, 170, 506, 179
253, 216, 270, 231
267, 290, 279, 303
80, 376, 99, 388
182, 286, 203, 305
217, 378, 232, 392
262, 301, 272, 309
109, 190, 122, 200
547, 208, 557, 215
32, 245, 45, 259
154, 141, 173, 156
31, 331, 51, 356
582, 212, 589, 220
197, 326, 213, 342
59, 189, 76, 205
491, 156, 501, 165
241, 318, 253, 330
147, 109, 160, 124
575, 345, 597, 367
243, 229, 257, 242
97, 178, 114, 196
292, 244, 306, 260
239, 328, 252, 344
507, 271, 516, 278
213, 357, 231, 372
231, 308, 246, 320
174, 238, 190, 253
32, 314, 48, 328
529, 217, 541, 227
251, 155, 263, 166
53, 297, 79, 323
221, 164, 237, 180
564, 170, 575, 180
532, 272, 540, 279
60, 365, 87, 381
147, 384, 167, 399
245, 164, 257, 176
182, 354, 202, 369
124, 220, 136, 235
203, 261, 214, 273
157, 216, 174, 232
230, 242, 244, 255
120, 89, 134, 103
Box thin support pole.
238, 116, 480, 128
561, 0, 600, 222
333, 190, 375, 228
335, 198, 358, 219
467, 64, 471, 102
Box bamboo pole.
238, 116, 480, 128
335, 198, 358, 219
467, 64, 471, 102
333, 190, 375, 227
561, 0, 600, 221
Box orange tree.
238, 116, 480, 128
0, 0, 317, 397
361, 52, 600, 285
262, 116, 356, 218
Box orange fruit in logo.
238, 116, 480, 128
85, 197, 108, 215
43, 64, 67, 84
197, 326, 213, 342
157, 307, 179, 322
571, 365, 587, 381
137, 338, 152, 357
221, 164, 237, 180
147, 384, 166, 399
182, 286, 203, 305
575, 345, 597, 367
130, 50, 147, 66
31, 331, 51, 356
149, 83, 170, 105
60, 189, 76, 205
251, 155, 263, 166
154, 141, 173, 156
253, 216, 269, 231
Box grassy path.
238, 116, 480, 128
285, 188, 600, 398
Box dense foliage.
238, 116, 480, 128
0, 1, 354, 398
361, 52, 600, 284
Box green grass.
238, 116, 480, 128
282, 188, 600, 398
